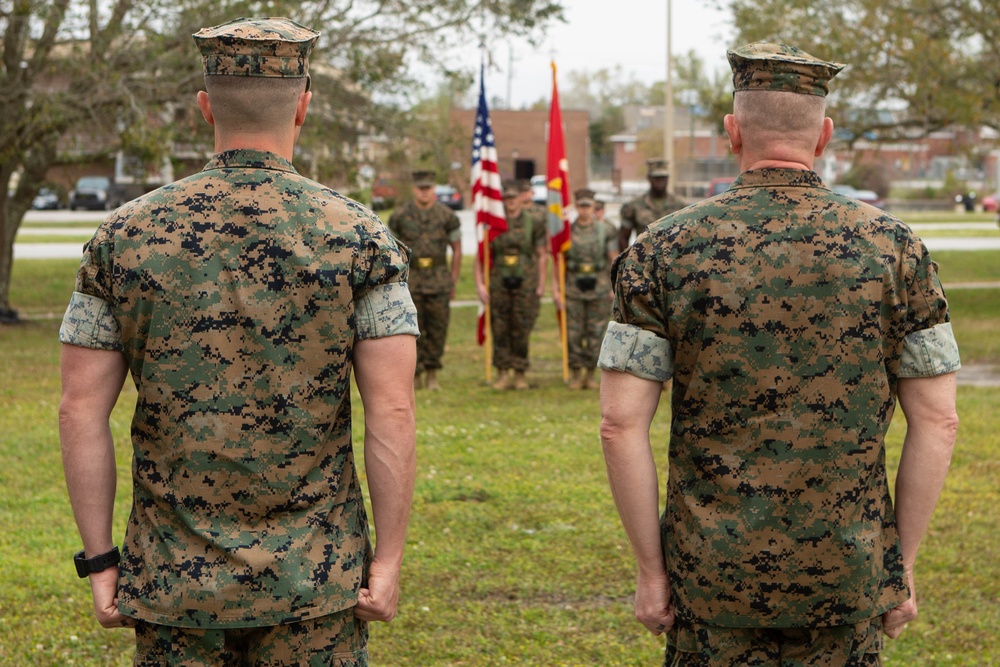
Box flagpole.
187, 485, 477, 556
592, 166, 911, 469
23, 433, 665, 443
558, 252, 569, 381
483, 230, 493, 383
472, 56, 506, 384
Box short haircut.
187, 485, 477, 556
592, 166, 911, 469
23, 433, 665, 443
204, 75, 307, 133
733, 90, 826, 138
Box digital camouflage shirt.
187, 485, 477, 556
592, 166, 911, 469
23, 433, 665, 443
59, 149, 418, 629
565, 219, 618, 301
387, 200, 460, 295
619, 190, 687, 243
489, 209, 547, 293
599, 168, 960, 628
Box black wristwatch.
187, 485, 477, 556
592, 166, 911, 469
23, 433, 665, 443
74, 546, 121, 578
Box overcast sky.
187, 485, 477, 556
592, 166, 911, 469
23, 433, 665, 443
472, 0, 735, 108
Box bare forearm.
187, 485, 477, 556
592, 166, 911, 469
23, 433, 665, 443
363, 406, 416, 568
59, 345, 127, 556
894, 422, 957, 568
894, 374, 959, 569
601, 427, 665, 576
600, 370, 666, 577
60, 410, 118, 555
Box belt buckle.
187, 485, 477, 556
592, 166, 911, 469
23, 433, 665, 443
579, 263, 595, 273
502, 255, 520, 267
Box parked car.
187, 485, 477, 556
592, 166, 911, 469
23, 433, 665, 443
434, 184, 463, 210
31, 187, 62, 210
530, 174, 547, 204
370, 176, 398, 210
981, 192, 999, 212
832, 184, 885, 209
69, 176, 121, 210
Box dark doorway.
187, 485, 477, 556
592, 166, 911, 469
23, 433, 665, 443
514, 159, 536, 180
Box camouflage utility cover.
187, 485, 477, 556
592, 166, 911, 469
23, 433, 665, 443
194, 17, 319, 78
60, 149, 417, 628
388, 200, 461, 295
599, 167, 960, 627
728, 42, 845, 97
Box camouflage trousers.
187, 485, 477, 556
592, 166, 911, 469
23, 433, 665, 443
412, 291, 451, 372
566, 295, 609, 370
133, 608, 367, 666
664, 617, 883, 667
489, 283, 540, 371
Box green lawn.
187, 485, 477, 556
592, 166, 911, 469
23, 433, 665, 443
1, 252, 998, 665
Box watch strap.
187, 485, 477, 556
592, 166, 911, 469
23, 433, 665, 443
74, 546, 121, 578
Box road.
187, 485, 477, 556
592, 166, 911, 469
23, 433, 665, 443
13, 209, 1000, 259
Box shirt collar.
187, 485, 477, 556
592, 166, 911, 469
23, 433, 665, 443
730, 168, 826, 190
202, 149, 298, 174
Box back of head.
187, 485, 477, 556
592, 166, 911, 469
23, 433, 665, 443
203, 76, 307, 134
727, 42, 844, 160
733, 90, 827, 146
193, 17, 318, 135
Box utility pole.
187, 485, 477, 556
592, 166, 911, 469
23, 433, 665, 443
664, 0, 674, 194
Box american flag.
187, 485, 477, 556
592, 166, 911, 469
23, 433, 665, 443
471, 66, 507, 246
471, 64, 506, 345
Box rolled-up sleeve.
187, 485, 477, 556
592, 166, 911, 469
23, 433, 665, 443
898, 321, 961, 378
598, 321, 673, 381
59, 291, 122, 350
355, 282, 419, 340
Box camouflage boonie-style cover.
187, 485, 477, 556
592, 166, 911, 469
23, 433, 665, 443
388, 200, 461, 295
728, 42, 845, 97
619, 191, 686, 240
61, 149, 416, 628
605, 168, 958, 628
194, 17, 319, 78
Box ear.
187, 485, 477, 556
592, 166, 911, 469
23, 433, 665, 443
723, 114, 741, 154
294, 90, 312, 128
196, 91, 215, 126
815, 117, 834, 157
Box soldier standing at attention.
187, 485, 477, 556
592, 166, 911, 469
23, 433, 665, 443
599, 42, 959, 665
565, 188, 617, 390
58, 17, 418, 664
618, 158, 686, 249
475, 179, 548, 390
593, 198, 610, 224
388, 169, 461, 391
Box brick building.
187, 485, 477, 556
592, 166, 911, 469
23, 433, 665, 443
448, 107, 591, 201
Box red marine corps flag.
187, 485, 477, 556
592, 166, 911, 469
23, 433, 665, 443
471, 63, 507, 354
546, 61, 571, 257
547, 61, 572, 380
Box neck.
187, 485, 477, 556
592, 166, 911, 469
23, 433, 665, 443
215, 133, 295, 162
743, 158, 812, 171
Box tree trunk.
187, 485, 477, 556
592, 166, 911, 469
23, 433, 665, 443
0, 203, 19, 323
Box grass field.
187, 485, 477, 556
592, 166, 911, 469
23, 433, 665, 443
1, 244, 998, 664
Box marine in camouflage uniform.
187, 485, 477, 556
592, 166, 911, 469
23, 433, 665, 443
618, 158, 687, 249
565, 189, 617, 389
598, 42, 960, 665
58, 17, 418, 665
475, 180, 548, 390
388, 170, 461, 390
